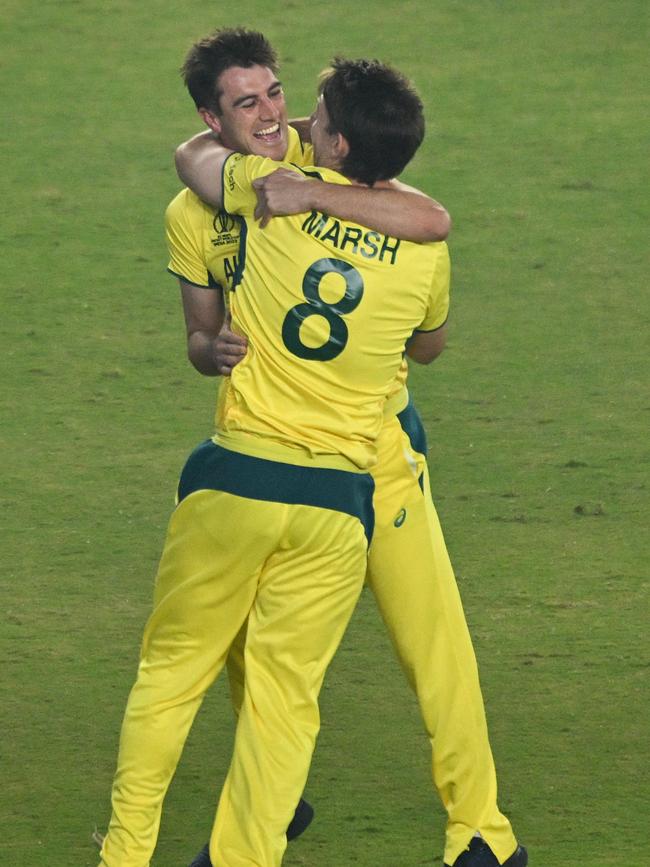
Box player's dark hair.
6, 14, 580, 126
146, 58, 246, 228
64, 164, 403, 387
181, 27, 279, 114
318, 58, 425, 186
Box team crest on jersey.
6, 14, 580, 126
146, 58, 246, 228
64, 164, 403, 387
211, 210, 239, 247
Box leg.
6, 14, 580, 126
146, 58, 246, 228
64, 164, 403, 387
190, 615, 314, 867
367, 413, 519, 866
225, 588, 316, 843
209, 505, 368, 867
99, 490, 283, 867
226, 619, 248, 717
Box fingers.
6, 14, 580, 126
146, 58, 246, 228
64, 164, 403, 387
215, 341, 246, 376
215, 313, 247, 375
267, 168, 295, 182
253, 177, 271, 227
254, 200, 272, 227
251, 169, 311, 221
218, 327, 247, 349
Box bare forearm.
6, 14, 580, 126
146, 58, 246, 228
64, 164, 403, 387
310, 184, 450, 242
175, 131, 231, 208
187, 330, 222, 376
186, 316, 248, 377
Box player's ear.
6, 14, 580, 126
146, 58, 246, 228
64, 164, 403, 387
199, 107, 222, 135
333, 132, 350, 161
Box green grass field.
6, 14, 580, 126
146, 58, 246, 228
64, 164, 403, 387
2, 1, 648, 864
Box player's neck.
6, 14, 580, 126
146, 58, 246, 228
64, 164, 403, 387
345, 177, 391, 190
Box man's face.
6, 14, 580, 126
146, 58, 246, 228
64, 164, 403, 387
208, 64, 288, 160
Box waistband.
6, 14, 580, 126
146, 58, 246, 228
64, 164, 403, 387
177, 440, 375, 544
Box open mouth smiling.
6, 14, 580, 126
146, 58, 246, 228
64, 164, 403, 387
254, 123, 281, 141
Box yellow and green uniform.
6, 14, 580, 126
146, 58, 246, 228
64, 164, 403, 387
99, 147, 455, 867
367, 404, 517, 865
217, 152, 519, 862
162, 142, 517, 865
217, 151, 449, 471
223, 400, 517, 866
103, 139, 519, 867
99, 451, 372, 867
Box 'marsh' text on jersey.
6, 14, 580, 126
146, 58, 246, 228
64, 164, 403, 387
301, 211, 401, 264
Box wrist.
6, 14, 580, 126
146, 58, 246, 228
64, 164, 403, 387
307, 178, 329, 212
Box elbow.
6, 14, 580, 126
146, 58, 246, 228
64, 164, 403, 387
175, 145, 222, 207
186, 335, 218, 377
174, 143, 191, 186
186, 344, 204, 374
407, 348, 440, 365
406, 332, 447, 365
426, 207, 451, 242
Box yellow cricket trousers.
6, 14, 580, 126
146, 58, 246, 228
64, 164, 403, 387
99, 442, 372, 867
367, 402, 518, 866
226, 401, 518, 865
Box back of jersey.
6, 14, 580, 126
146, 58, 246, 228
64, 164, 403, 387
218, 153, 449, 472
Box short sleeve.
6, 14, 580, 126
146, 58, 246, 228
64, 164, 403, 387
165, 189, 211, 287
417, 242, 451, 332
223, 153, 261, 216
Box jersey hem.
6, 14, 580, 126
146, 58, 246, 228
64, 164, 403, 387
212, 430, 367, 474
178, 439, 375, 543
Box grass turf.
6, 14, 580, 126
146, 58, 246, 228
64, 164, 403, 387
1, 1, 648, 864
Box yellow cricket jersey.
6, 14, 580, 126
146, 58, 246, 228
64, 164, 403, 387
216, 152, 450, 472
165, 127, 311, 291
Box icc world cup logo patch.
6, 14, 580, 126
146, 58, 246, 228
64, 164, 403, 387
210, 211, 240, 248
213, 211, 236, 235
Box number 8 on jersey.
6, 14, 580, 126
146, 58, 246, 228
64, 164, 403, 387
282, 258, 364, 361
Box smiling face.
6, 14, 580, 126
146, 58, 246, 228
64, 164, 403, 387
200, 64, 289, 160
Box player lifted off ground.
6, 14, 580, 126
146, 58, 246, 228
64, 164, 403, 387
98, 54, 462, 867
166, 23, 451, 855
166, 27, 452, 858
173, 29, 526, 867
167, 25, 449, 859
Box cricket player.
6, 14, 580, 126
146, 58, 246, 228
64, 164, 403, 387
173, 30, 527, 867
165, 27, 452, 865
98, 55, 457, 867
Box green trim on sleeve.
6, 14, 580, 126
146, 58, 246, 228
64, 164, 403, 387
294, 166, 324, 180
413, 314, 449, 334
167, 267, 221, 290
